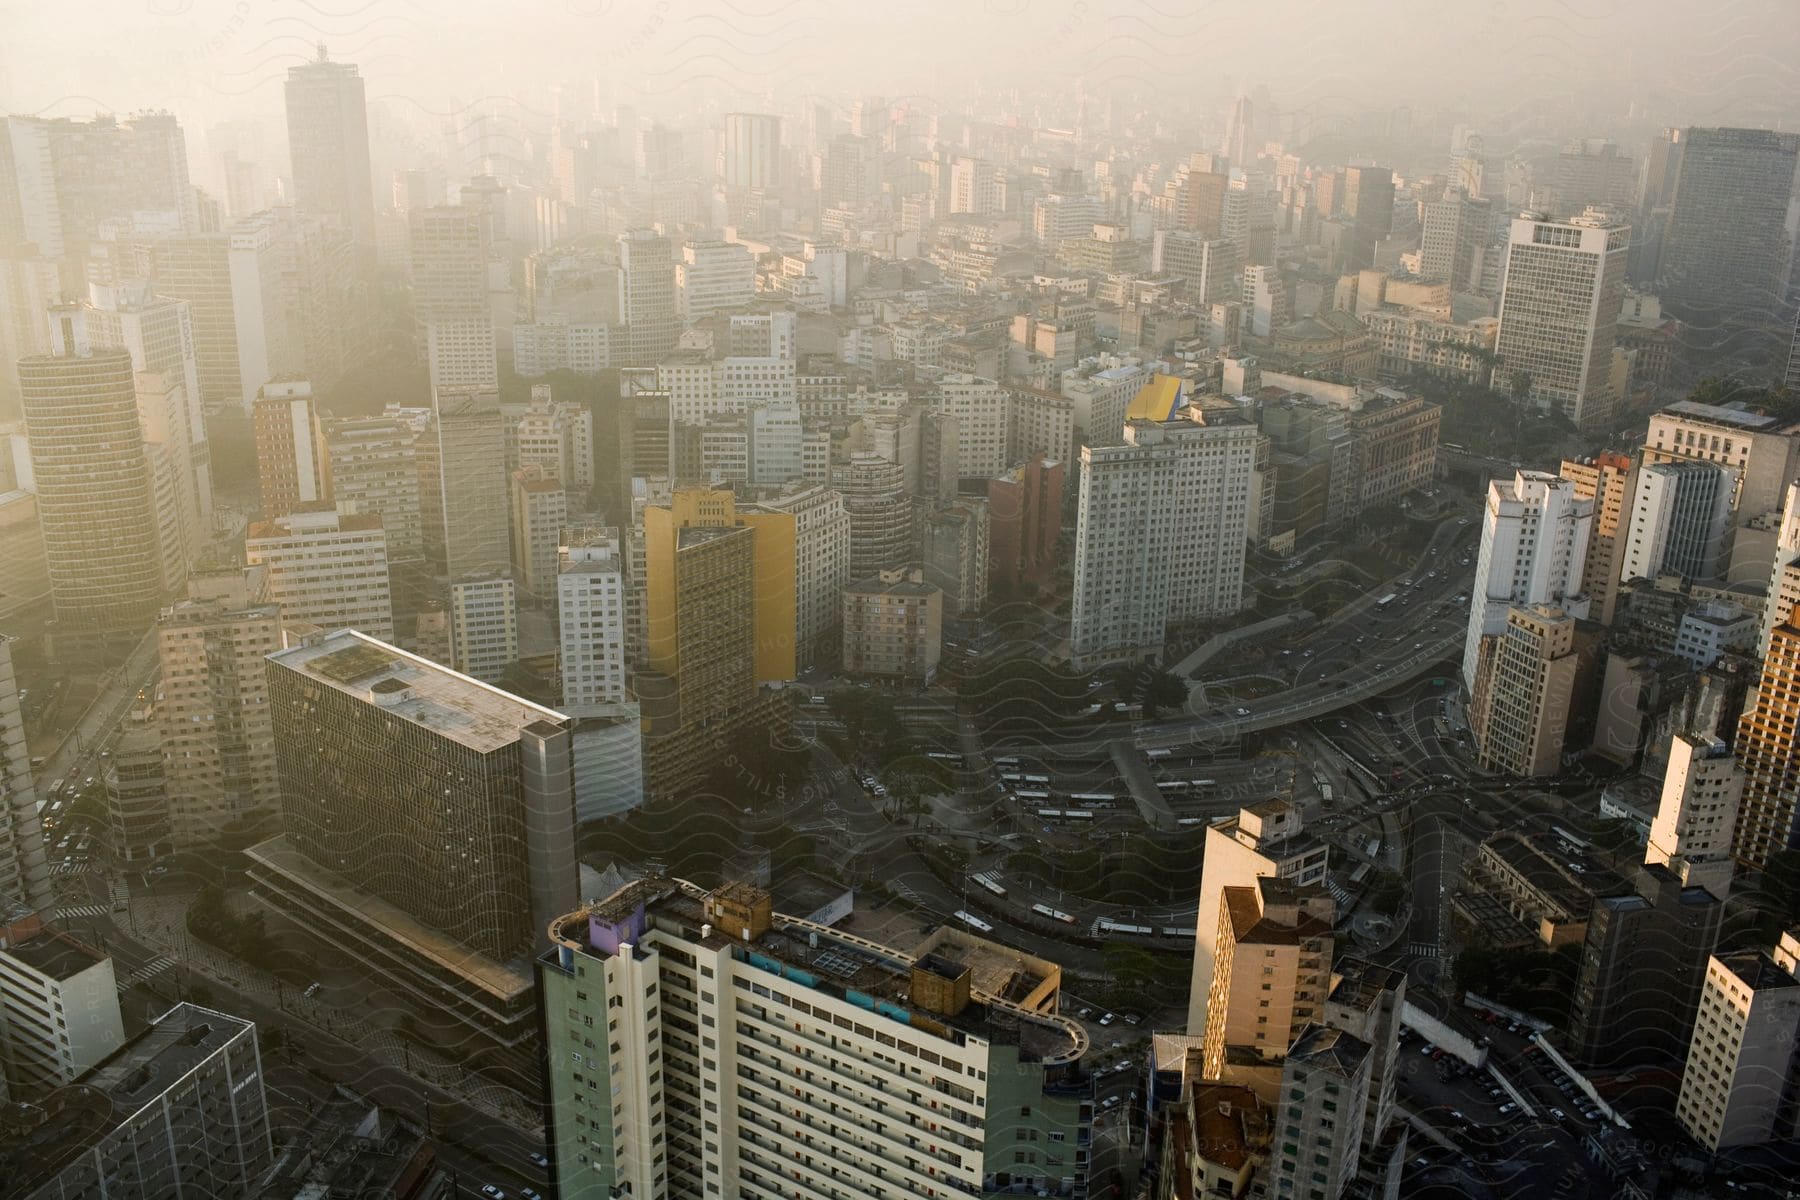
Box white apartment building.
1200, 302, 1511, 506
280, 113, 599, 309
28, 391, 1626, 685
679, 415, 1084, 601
557, 540, 627, 707
1242, 264, 1289, 338
1676, 950, 1800, 1151
229, 210, 308, 408
1493, 211, 1629, 430
1006, 385, 1076, 471
1617, 459, 1734, 584
744, 484, 852, 668
0, 917, 125, 1098
1461, 470, 1593, 692
1070, 402, 1259, 667
326, 414, 424, 562
513, 314, 611, 377
1644, 401, 1800, 524
244, 506, 394, 639
1647, 734, 1743, 901
540, 878, 1096, 1200
659, 356, 722, 425
448, 573, 518, 684
678, 239, 756, 321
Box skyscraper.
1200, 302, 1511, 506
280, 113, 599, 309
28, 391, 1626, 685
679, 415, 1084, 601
1735, 609, 1800, 867
325, 413, 424, 563
1658, 127, 1800, 342
1615, 459, 1733, 584
284, 47, 377, 280
0, 636, 51, 912
721, 112, 781, 190
616, 229, 679, 366
1676, 949, 1800, 1151
1468, 605, 1580, 778
244, 505, 393, 640
428, 388, 510, 578
17, 306, 166, 632
1070, 381, 1259, 667
1462, 470, 1592, 692
410, 207, 496, 391
252, 380, 332, 519
1647, 733, 1743, 900
1199, 877, 1335, 1078
557, 536, 627, 708
1417, 188, 1490, 292
538, 878, 1097, 1200
1494, 211, 1629, 431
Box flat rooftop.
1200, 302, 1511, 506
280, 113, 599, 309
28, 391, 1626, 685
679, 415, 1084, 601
1719, 950, 1800, 994
550, 879, 1085, 1065
3, 929, 106, 982
0, 1003, 252, 1194
1661, 400, 1785, 431
271, 629, 567, 754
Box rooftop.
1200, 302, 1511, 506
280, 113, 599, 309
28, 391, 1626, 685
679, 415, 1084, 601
549, 879, 1086, 1065
0, 1004, 252, 1195
271, 629, 567, 754
3, 929, 107, 983
1286, 1023, 1371, 1077
1718, 949, 1800, 994
1660, 400, 1785, 431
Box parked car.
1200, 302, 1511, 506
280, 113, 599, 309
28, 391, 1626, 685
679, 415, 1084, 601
528, 1152, 549, 1168
1098, 1012, 1116, 1026
480, 1187, 506, 1200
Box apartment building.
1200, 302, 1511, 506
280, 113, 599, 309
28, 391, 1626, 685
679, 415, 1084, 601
244, 504, 393, 639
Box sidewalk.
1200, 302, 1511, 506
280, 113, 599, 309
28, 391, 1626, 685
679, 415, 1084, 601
126, 890, 543, 1135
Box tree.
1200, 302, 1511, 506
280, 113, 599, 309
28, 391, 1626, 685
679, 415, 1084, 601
1111, 661, 1190, 719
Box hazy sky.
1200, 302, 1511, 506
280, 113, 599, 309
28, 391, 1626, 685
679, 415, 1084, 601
2, 0, 1796, 136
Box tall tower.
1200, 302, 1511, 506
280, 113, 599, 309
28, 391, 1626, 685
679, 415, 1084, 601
616, 229, 678, 367
1659, 127, 1800, 338
410, 207, 496, 391
1494, 210, 1629, 431
17, 306, 166, 632
284, 47, 377, 279
1734, 609, 1800, 868
721, 113, 781, 191
1462, 470, 1592, 692
0, 634, 52, 911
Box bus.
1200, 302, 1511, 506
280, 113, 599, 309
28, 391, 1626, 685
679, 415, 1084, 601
1096, 918, 1155, 937
1000, 773, 1023, 783
955, 910, 994, 933
1161, 926, 1197, 940
1146, 748, 1172, 759
994, 756, 1021, 767
972, 873, 1008, 897
927, 751, 961, 762
1022, 774, 1051, 785
1017, 789, 1051, 800
1069, 792, 1115, 805
1036, 808, 1062, 820
1375, 593, 1398, 608
1190, 779, 1216, 789
1032, 903, 1078, 925
1058, 809, 1095, 822
1176, 817, 1206, 827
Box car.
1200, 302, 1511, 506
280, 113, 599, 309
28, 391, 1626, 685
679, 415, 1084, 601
1550, 1108, 1567, 1121
1102, 1095, 1120, 1109
1581, 1109, 1601, 1121
1234, 707, 1250, 716
1449, 1110, 1466, 1124
481, 1188, 507, 1200
528, 1152, 549, 1168
303, 982, 322, 999
1419, 1043, 1436, 1056
1498, 1102, 1516, 1115
1098, 1012, 1116, 1026
1077, 1007, 1093, 1019
520, 1191, 543, 1200
1123, 1014, 1141, 1026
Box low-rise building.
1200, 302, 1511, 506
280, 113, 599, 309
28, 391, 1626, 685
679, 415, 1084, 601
0, 906, 125, 1098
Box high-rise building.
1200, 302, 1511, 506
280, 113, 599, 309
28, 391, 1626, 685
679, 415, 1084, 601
1559, 452, 1635, 624
252, 379, 332, 519
1262, 1025, 1372, 1200
1070, 382, 1259, 667
1658, 127, 1800, 338
17, 307, 167, 632
410, 206, 496, 391
1199, 876, 1334, 1079
1676, 949, 1800, 1151
832, 452, 912, 581
0, 1002, 271, 1198
1617, 459, 1733, 585
284, 47, 376, 280
248, 629, 576, 1053
447, 571, 518, 684
538, 878, 1097, 1200
0, 636, 50, 912
1734, 610, 1800, 867
677, 239, 756, 321
1186, 801, 1329, 1034
1643, 400, 1800, 530
1468, 605, 1580, 778
156, 571, 282, 848
509, 382, 594, 495
1462, 470, 1592, 692
427, 388, 509, 578
557, 536, 627, 707
923, 502, 990, 617
1546, 139, 1637, 215
1648, 734, 1743, 900
1493, 210, 1628, 430
1417, 188, 1490, 291
244, 505, 393, 639
1341, 165, 1395, 271
1568, 863, 1723, 1070
721, 112, 781, 190
0, 909, 125, 1097
325, 412, 424, 563
0, 112, 196, 272
105, 709, 173, 863
1321, 958, 1408, 1187
510, 470, 567, 602
616, 229, 678, 366
742, 483, 851, 669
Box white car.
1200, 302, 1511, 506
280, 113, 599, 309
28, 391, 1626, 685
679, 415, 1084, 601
481, 1187, 507, 1200
1098, 1012, 1116, 1026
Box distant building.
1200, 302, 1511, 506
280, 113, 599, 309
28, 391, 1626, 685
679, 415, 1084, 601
1494, 210, 1629, 431
0, 636, 51, 910
244, 504, 393, 640
988, 457, 1063, 596
1462, 470, 1592, 692
447, 572, 518, 684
